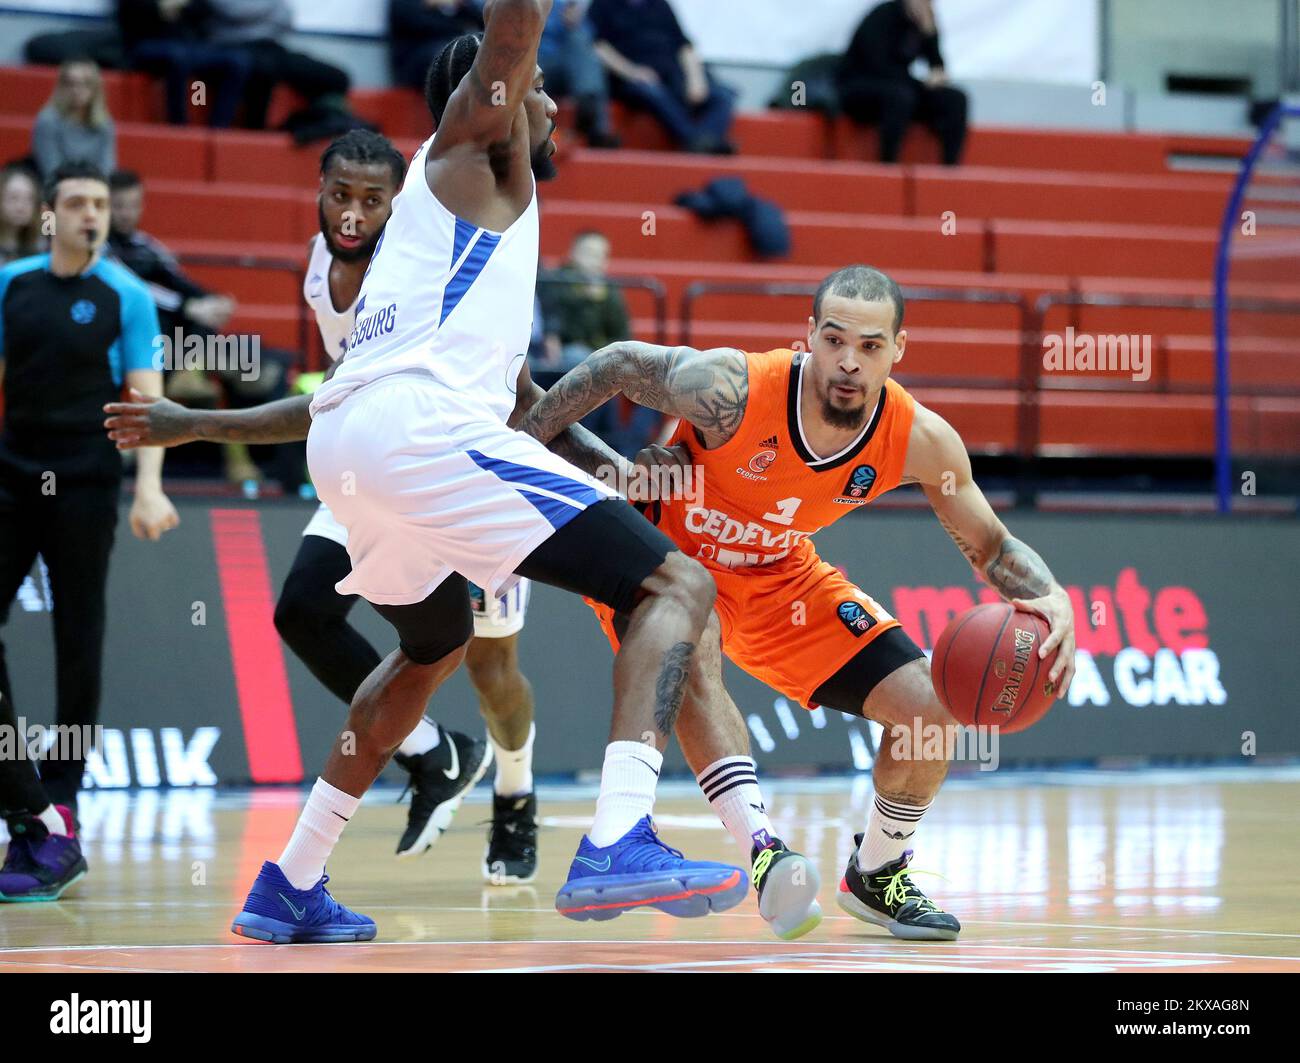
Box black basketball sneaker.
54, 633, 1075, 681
483, 792, 538, 884
750, 836, 822, 940
837, 834, 960, 940
393, 730, 492, 857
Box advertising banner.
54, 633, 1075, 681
6, 500, 1296, 787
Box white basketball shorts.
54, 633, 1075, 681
306, 370, 616, 607
301, 500, 530, 638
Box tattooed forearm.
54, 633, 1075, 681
985, 537, 1055, 600
192, 395, 313, 444
653, 641, 694, 737
548, 422, 631, 480
937, 512, 982, 566
518, 342, 748, 448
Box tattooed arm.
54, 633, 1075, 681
517, 341, 749, 450
508, 357, 632, 483
903, 402, 1076, 696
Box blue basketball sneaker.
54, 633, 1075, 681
230, 861, 376, 943
556, 815, 747, 921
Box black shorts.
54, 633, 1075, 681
810, 626, 927, 717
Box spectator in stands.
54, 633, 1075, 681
388, 0, 484, 92
538, 1, 619, 148
837, 0, 968, 166
118, 0, 253, 128
31, 60, 118, 181
0, 166, 47, 266
203, 0, 352, 131
107, 170, 235, 339
105, 168, 282, 484
536, 230, 657, 456
588, 0, 736, 154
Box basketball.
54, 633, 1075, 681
930, 603, 1058, 733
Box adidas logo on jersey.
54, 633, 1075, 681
742, 436, 780, 479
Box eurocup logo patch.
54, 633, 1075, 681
70, 299, 96, 325
837, 600, 875, 637
843, 464, 877, 498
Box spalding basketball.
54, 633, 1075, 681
930, 603, 1058, 733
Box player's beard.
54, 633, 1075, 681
318, 203, 383, 263
820, 391, 869, 430
531, 125, 559, 181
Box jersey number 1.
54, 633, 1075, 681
763, 497, 802, 526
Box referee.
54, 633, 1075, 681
0, 161, 177, 886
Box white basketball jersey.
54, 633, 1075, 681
310, 135, 539, 424
302, 233, 357, 363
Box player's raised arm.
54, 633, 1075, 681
518, 340, 749, 449
903, 402, 1077, 696
435, 0, 552, 147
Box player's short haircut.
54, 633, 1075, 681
572, 230, 608, 245
319, 129, 406, 188
425, 33, 483, 128
43, 159, 108, 206
108, 169, 142, 191
812, 264, 905, 333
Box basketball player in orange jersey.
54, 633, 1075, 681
520, 264, 1078, 940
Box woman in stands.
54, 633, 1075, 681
30, 59, 117, 180
0, 165, 46, 265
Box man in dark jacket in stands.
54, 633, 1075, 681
204, 0, 352, 130
838, 0, 967, 165
106, 170, 234, 340
589, 0, 735, 154
117, 0, 252, 127
389, 1, 484, 91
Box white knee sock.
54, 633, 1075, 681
696, 755, 773, 859
397, 717, 441, 757
491, 722, 535, 797
38, 804, 68, 837
857, 792, 931, 873
588, 741, 662, 847
277, 778, 361, 890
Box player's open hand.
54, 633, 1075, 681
104, 388, 199, 449
129, 488, 180, 542
1010, 587, 1076, 699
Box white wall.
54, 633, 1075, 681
5, 0, 1100, 83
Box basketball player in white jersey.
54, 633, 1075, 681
219, 4, 747, 942
104, 132, 541, 883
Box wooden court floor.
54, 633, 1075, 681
2, 770, 1298, 973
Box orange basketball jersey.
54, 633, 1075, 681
657, 348, 916, 572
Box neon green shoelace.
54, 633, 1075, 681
875, 866, 946, 913
751, 847, 777, 892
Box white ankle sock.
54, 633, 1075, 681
858, 792, 931, 873
38, 804, 68, 837
277, 777, 362, 890
588, 741, 662, 847
696, 755, 773, 858
491, 722, 535, 797
397, 717, 441, 757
